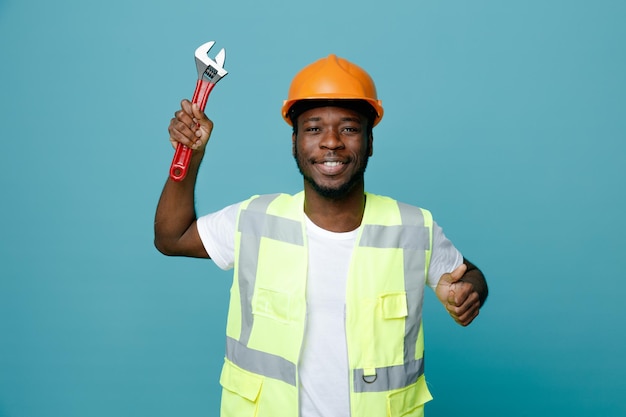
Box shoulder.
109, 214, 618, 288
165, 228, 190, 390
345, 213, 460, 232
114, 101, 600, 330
241, 192, 305, 219
364, 192, 433, 225
241, 191, 303, 206
365, 192, 429, 211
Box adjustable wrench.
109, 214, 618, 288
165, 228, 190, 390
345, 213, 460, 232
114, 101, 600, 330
169, 41, 228, 181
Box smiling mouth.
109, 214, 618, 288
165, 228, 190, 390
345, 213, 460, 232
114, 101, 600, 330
315, 160, 348, 176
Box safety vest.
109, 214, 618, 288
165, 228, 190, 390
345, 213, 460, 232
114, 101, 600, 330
219, 192, 434, 417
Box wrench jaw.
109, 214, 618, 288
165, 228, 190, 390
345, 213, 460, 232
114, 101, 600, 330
199, 61, 228, 84
194, 41, 228, 84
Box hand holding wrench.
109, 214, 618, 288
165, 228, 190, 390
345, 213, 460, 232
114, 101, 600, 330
169, 41, 228, 181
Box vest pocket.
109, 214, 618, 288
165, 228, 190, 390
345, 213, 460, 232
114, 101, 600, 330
220, 359, 263, 417
252, 287, 291, 323
380, 292, 408, 319
386, 377, 432, 417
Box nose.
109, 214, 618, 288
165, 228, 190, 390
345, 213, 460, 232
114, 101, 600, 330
319, 128, 344, 150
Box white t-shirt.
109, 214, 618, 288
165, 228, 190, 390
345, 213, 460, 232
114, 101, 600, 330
197, 201, 463, 417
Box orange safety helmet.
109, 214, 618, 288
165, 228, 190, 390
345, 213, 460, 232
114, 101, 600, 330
282, 54, 384, 126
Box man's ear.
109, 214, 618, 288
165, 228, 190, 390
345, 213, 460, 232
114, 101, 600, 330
292, 132, 297, 157
368, 133, 374, 157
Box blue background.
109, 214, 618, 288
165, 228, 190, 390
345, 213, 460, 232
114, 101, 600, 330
1, 0, 625, 416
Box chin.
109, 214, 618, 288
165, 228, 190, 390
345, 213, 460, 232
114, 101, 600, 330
306, 177, 362, 199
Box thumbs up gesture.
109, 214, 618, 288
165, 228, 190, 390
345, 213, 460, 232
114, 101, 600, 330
435, 262, 482, 326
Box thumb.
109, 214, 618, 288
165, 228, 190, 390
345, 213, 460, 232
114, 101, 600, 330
191, 103, 213, 143
451, 262, 467, 282
436, 263, 466, 303
191, 102, 206, 120
441, 262, 467, 285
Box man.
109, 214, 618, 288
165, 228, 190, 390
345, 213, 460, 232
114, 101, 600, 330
155, 54, 488, 417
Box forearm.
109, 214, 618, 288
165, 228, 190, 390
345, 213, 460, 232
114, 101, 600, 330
154, 151, 206, 257
461, 258, 488, 306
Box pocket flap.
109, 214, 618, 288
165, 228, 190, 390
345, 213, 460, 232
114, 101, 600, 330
220, 359, 263, 402
253, 287, 291, 322
387, 376, 432, 416
380, 292, 408, 319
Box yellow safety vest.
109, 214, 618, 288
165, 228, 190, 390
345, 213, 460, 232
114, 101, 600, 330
219, 192, 434, 417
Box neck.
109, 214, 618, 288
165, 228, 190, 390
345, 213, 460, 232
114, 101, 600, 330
303, 183, 366, 232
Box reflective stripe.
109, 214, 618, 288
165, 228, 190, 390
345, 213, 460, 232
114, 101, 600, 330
359, 225, 429, 250
238, 210, 304, 246
353, 357, 425, 393
354, 202, 429, 393
226, 336, 297, 386
403, 247, 425, 363
398, 202, 428, 367
237, 194, 280, 345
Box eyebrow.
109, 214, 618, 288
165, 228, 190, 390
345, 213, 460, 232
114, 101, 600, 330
340, 116, 363, 123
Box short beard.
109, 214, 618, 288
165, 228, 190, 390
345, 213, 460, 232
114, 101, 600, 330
294, 148, 370, 200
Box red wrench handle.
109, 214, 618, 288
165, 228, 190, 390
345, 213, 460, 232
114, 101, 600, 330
169, 79, 216, 181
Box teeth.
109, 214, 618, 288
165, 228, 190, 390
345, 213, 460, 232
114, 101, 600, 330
323, 161, 342, 167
